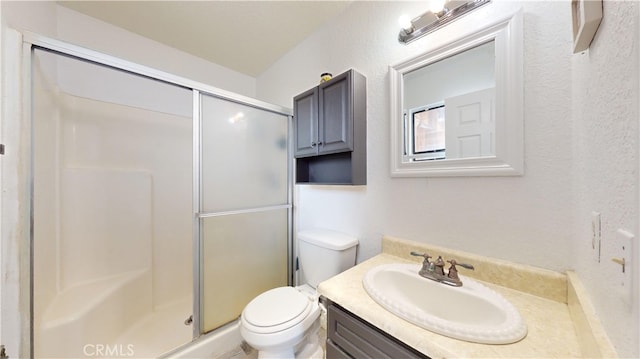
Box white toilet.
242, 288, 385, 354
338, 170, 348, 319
240, 229, 358, 359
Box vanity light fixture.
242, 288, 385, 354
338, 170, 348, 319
398, 0, 491, 44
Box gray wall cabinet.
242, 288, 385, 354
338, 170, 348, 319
294, 69, 366, 185
326, 300, 429, 359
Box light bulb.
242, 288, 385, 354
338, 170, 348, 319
398, 14, 413, 31
429, 0, 446, 14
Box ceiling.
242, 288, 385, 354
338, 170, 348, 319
58, 1, 352, 77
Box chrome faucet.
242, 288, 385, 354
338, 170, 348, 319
410, 252, 474, 287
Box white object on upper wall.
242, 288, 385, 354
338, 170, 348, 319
572, 0, 603, 54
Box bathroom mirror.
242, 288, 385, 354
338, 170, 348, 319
390, 10, 523, 177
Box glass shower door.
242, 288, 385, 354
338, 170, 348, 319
199, 94, 291, 332
31, 48, 194, 358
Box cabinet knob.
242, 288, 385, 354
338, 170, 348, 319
311, 142, 316, 147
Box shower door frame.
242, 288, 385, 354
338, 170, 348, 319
16, 30, 294, 357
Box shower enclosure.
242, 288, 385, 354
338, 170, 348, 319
28, 34, 292, 358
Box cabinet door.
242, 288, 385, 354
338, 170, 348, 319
327, 303, 428, 359
294, 87, 319, 157
319, 71, 353, 154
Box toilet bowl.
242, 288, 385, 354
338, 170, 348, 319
240, 286, 322, 358
240, 229, 358, 359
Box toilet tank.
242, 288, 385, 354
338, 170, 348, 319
297, 229, 358, 288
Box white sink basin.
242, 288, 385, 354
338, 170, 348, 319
363, 263, 527, 344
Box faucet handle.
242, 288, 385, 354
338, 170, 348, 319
445, 259, 474, 285
447, 259, 474, 270
410, 251, 431, 260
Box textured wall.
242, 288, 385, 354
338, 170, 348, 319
571, 1, 639, 357
258, 1, 573, 271
257, 1, 638, 356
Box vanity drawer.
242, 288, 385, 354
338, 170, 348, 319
326, 338, 352, 359
326, 301, 428, 359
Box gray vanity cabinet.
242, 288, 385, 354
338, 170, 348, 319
293, 69, 366, 185
326, 301, 429, 359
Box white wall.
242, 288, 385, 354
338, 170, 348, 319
257, 1, 638, 357
258, 0, 572, 273
1, 1, 57, 38
2, 1, 256, 98
571, 1, 639, 356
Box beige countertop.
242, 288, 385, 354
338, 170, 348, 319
317, 236, 616, 358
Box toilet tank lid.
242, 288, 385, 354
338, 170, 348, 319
298, 229, 358, 250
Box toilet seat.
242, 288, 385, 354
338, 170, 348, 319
242, 287, 313, 334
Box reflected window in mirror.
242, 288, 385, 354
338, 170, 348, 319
406, 104, 446, 161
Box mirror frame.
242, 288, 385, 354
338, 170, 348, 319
390, 9, 523, 177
